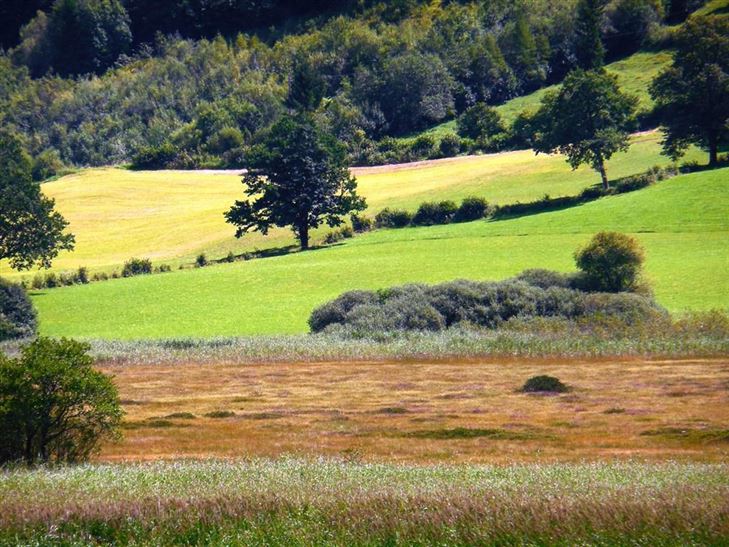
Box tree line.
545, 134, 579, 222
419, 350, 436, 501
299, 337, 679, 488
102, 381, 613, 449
0, 0, 702, 170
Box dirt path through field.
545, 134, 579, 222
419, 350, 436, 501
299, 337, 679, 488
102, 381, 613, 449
101, 357, 729, 463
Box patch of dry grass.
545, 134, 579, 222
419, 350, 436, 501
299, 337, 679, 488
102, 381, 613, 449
101, 357, 729, 463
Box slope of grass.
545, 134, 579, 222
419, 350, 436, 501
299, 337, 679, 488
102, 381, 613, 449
5, 131, 701, 278
32, 167, 729, 339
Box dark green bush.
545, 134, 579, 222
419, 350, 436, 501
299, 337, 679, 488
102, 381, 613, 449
375, 208, 413, 228
575, 232, 645, 293
457, 103, 506, 141
130, 143, 178, 170
44, 272, 59, 288
122, 258, 153, 277
412, 200, 458, 226
351, 214, 373, 233
195, 254, 208, 268
409, 135, 437, 159
75, 267, 89, 284
455, 196, 491, 222
31, 148, 66, 181
521, 375, 568, 393
0, 279, 37, 341
439, 134, 462, 157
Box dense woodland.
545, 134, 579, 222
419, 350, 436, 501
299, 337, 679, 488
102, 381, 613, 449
0, 0, 707, 172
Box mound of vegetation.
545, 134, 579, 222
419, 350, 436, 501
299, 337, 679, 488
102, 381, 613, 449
309, 278, 666, 336
310, 231, 660, 336
521, 375, 569, 393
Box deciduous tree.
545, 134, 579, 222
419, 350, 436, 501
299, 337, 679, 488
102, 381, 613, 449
0, 130, 75, 270
226, 116, 366, 250
0, 337, 123, 465
650, 16, 729, 166
532, 70, 637, 189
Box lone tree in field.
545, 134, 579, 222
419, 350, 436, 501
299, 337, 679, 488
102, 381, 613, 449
575, 231, 645, 292
574, 0, 607, 70
650, 16, 729, 167
532, 70, 637, 189
0, 130, 75, 270
0, 337, 123, 465
226, 115, 366, 250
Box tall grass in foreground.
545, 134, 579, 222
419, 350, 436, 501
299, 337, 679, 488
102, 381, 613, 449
1, 460, 727, 545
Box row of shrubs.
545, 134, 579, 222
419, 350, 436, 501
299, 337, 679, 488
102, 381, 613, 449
321, 197, 490, 243
311, 231, 651, 336
308, 277, 667, 337
24, 252, 233, 290
373, 197, 492, 230
345, 166, 678, 236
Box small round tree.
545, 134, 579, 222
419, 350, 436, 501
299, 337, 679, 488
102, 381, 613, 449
575, 232, 645, 292
0, 337, 123, 465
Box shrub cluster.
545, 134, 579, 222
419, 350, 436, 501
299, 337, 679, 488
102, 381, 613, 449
309, 278, 666, 336
30, 267, 90, 289
0, 279, 37, 341
376, 196, 491, 229
521, 375, 569, 393
350, 214, 373, 233
122, 258, 153, 277
412, 201, 458, 226
375, 208, 414, 229
323, 226, 354, 245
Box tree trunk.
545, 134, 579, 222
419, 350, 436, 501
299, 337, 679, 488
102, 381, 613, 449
709, 133, 719, 167
298, 223, 309, 251
597, 160, 609, 190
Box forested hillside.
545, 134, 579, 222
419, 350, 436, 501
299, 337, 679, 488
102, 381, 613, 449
0, 0, 707, 171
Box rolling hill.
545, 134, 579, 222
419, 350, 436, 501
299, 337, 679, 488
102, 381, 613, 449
5, 131, 702, 277
31, 166, 729, 339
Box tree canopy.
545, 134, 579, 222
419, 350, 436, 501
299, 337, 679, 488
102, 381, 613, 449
650, 16, 729, 166
0, 130, 75, 270
532, 69, 638, 189
574, 0, 608, 70
0, 337, 123, 465
575, 231, 645, 292
225, 115, 366, 250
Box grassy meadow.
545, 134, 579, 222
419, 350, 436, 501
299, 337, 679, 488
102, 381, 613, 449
30, 166, 729, 339
2, 460, 727, 545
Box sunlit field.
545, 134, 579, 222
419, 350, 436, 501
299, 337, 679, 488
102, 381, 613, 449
3, 131, 701, 277
31, 167, 729, 339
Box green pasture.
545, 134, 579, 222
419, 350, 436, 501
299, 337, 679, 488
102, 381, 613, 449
32, 167, 729, 339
